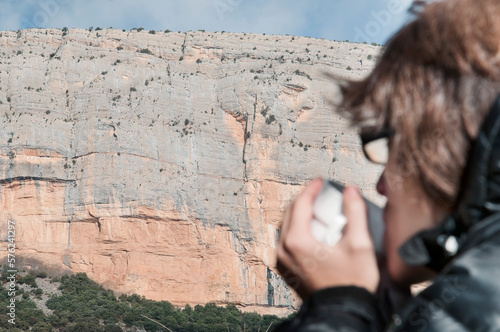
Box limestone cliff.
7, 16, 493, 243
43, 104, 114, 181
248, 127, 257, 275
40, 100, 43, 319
0, 28, 383, 315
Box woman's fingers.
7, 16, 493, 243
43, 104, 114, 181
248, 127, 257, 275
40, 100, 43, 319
278, 204, 292, 246
286, 178, 324, 244
278, 178, 323, 267
277, 205, 296, 271
342, 187, 373, 249
277, 178, 323, 298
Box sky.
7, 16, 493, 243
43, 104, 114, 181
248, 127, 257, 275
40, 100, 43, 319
0, 0, 415, 45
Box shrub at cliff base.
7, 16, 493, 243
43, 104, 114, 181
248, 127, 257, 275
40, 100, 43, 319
0, 268, 290, 331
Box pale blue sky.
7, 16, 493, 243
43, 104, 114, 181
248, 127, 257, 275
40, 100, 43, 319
0, 0, 414, 44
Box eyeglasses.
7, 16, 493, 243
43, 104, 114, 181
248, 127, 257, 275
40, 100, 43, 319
361, 128, 394, 165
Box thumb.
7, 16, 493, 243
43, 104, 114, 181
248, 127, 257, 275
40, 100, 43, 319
342, 187, 372, 248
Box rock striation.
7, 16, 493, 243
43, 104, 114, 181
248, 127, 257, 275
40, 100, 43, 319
0, 28, 383, 316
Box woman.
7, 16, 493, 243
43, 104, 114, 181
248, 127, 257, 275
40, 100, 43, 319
276, 0, 500, 330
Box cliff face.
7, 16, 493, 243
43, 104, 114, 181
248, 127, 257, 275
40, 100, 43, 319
0, 28, 383, 315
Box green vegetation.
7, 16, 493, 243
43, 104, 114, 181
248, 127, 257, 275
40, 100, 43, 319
0, 271, 289, 331
294, 70, 312, 80
265, 115, 276, 125
18, 274, 37, 287
261, 106, 269, 117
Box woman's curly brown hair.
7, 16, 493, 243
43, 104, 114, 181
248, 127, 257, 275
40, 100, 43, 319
338, 0, 500, 209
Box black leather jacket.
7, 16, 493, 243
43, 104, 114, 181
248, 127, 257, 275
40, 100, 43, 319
276, 96, 500, 331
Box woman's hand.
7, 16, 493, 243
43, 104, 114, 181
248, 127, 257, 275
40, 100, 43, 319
276, 178, 380, 299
